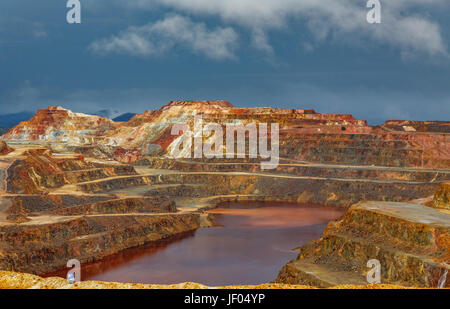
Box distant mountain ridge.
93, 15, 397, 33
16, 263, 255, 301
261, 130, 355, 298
92, 109, 136, 122
0, 127, 9, 135
92, 109, 123, 120
0, 111, 34, 128
113, 113, 136, 122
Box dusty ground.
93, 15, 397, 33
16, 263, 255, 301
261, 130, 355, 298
0, 271, 409, 289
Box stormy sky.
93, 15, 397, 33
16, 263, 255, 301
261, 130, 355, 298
0, 0, 449, 124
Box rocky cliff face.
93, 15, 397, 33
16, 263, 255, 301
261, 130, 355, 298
430, 182, 450, 210
276, 186, 450, 288
0, 142, 13, 155
3, 102, 448, 169
2, 106, 116, 144
0, 101, 448, 287
382, 120, 450, 133
3, 148, 135, 194
0, 212, 201, 275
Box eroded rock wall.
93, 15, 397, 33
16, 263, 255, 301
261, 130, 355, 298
6, 102, 448, 169
0, 213, 201, 275
4, 149, 136, 194
430, 182, 450, 210
276, 188, 450, 288
0, 142, 13, 156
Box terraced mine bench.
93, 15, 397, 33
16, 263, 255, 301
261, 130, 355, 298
276, 200, 450, 288
0, 101, 448, 288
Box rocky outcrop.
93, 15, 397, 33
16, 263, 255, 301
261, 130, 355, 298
4, 194, 112, 215
163, 100, 234, 109
45, 197, 177, 216
139, 157, 450, 182
276, 197, 450, 288
279, 131, 449, 168
0, 213, 201, 275
140, 172, 438, 207
4, 149, 136, 194
430, 182, 450, 210
2, 106, 116, 144
0, 101, 448, 288
0, 142, 13, 155
382, 120, 450, 133
5, 199, 29, 223
3, 103, 448, 169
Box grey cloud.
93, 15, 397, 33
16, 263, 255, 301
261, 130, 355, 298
88, 14, 239, 60
107, 0, 448, 57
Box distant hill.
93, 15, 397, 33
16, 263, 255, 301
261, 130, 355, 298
0, 127, 9, 135
0, 110, 136, 130
0, 111, 34, 128
113, 113, 136, 122
92, 109, 123, 120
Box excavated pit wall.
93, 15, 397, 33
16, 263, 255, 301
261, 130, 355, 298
0, 213, 201, 275
276, 201, 450, 288
139, 158, 450, 182
5, 153, 136, 194
430, 182, 450, 210
4, 194, 112, 214
279, 132, 449, 168
46, 197, 177, 216
1, 104, 448, 287
73, 172, 441, 207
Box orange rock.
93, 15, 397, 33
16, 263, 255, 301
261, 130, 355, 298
431, 182, 450, 210
0, 271, 410, 289
0, 141, 13, 155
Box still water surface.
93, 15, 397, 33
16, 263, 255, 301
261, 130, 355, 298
47, 202, 343, 285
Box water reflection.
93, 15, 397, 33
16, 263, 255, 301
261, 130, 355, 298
44, 202, 343, 286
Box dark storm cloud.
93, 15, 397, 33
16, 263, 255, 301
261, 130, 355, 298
0, 0, 449, 123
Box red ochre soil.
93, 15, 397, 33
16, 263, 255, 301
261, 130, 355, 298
0, 100, 449, 288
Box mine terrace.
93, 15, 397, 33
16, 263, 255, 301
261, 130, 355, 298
0, 100, 448, 288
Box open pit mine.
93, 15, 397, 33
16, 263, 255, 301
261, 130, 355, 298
0, 100, 448, 289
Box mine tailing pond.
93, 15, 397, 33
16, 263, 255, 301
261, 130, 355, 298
47, 202, 344, 286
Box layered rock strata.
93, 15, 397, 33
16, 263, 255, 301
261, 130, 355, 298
0, 146, 202, 274
4, 102, 448, 169
0, 213, 200, 275
276, 188, 450, 288
430, 182, 450, 210
0, 101, 448, 287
